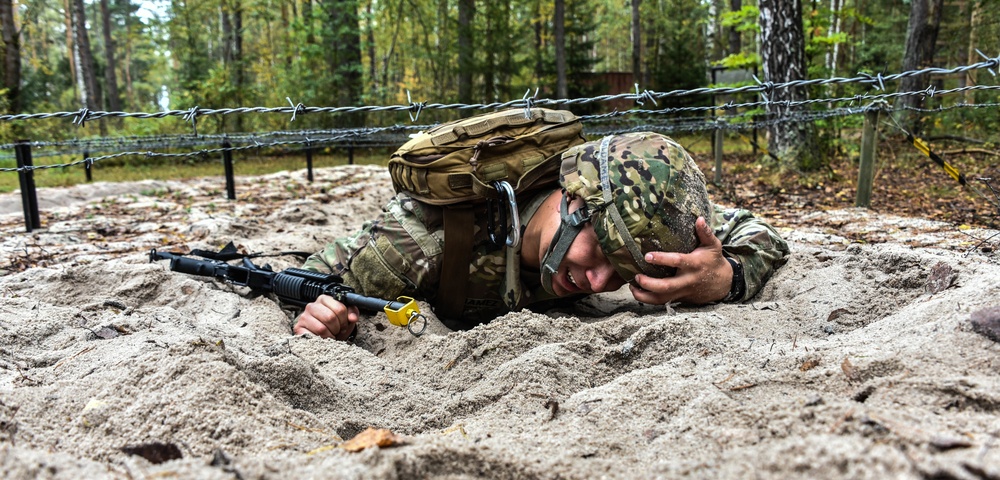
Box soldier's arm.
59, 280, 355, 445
302, 193, 443, 300
711, 205, 790, 301
297, 194, 443, 339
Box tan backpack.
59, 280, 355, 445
388, 108, 585, 319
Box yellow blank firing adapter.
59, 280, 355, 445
385, 296, 427, 336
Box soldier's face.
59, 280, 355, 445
544, 198, 627, 297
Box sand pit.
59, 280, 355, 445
1, 164, 999, 479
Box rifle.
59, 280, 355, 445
150, 249, 427, 336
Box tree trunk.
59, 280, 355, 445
758, 0, 820, 170
631, 0, 641, 87
533, 0, 543, 85
221, 3, 233, 64
895, 0, 928, 130
727, 0, 741, 56
0, 0, 21, 114
366, 0, 376, 96
118, 0, 134, 107
324, 0, 361, 124
232, 0, 243, 130
100, 0, 121, 112
921, 0, 944, 69
457, 0, 474, 105
71, 0, 103, 112
303, 0, 315, 45
965, 0, 979, 103
64, 0, 78, 103
554, 0, 566, 98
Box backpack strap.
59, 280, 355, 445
436, 205, 475, 320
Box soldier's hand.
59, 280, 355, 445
630, 217, 733, 305
294, 295, 360, 341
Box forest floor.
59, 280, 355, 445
707, 139, 1000, 241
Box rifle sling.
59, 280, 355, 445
437, 206, 475, 320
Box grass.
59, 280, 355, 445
0, 150, 393, 193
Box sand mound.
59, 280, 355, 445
2, 165, 999, 479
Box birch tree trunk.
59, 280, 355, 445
758, 0, 820, 170
72, 0, 102, 112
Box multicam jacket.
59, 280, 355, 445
303, 190, 790, 330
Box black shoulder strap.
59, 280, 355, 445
436, 206, 475, 320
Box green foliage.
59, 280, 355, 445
716, 52, 760, 71
721, 4, 760, 34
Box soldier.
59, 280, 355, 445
295, 132, 790, 340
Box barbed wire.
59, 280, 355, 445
1, 105, 884, 173
0, 53, 996, 126
0, 127, 404, 173
0, 125, 425, 152
2, 76, 997, 173
0, 126, 420, 161
4, 100, 996, 174
4, 83, 997, 162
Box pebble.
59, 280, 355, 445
970, 306, 1000, 343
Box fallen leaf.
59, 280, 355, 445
841, 357, 861, 383
121, 442, 183, 464
340, 427, 402, 452
800, 358, 820, 371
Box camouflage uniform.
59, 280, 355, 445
304, 134, 789, 330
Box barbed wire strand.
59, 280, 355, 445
1, 54, 997, 125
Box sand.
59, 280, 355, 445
1, 164, 999, 479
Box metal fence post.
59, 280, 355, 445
714, 121, 724, 184
305, 142, 314, 182
15, 140, 40, 232
84, 151, 93, 182
855, 107, 880, 208
222, 141, 236, 200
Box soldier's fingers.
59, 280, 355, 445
334, 306, 361, 341
629, 282, 676, 305
293, 314, 335, 338
695, 217, 722, 249
644, 251, 684, 269
303, 298, 347, 338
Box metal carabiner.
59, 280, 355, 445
495, 181, 520, 248
486, 180, 520, 248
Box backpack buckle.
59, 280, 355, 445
487, 180, 521, 248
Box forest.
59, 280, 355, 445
0, 0, 997, 173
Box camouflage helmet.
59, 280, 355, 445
539, 132, 712, 291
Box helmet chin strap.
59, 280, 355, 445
540, 193, 590, 294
